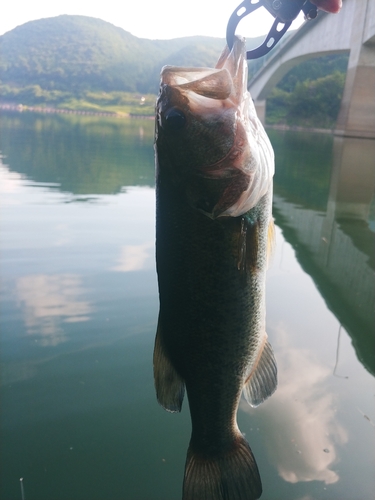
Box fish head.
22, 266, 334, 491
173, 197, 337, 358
155, 37, 274, 218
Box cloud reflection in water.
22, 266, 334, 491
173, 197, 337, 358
16, 274, 92, 346
111, 241, 154, 272
241, 325, 348, 486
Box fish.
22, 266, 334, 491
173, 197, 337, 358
153, 36, 277, 500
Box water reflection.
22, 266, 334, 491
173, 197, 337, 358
269, 131, 375, 375
242, 325, 348, 485
331, 136, 375, 221
112, 242, 154, 272
0, 167, 24, 196
0, 114, 374, 500
0, 112, 156, 194
16, 274, 92, 346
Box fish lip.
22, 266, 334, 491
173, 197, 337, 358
159, 66, 236, 101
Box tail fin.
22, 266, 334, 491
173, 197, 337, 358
183, 434, 262, 500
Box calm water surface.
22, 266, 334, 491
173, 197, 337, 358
1, 112, 374, 500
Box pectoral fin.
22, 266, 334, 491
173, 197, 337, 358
243, 336, 277, 408
267, 218, 275, 268
153, 322, 185, 413
237, 217, 259, 274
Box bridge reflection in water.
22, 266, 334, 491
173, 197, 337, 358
269, 130, 375, 376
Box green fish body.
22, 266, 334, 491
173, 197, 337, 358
154, 38, 277, 500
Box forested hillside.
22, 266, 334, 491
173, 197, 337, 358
0, 15, 232, 94
266, 53, 349, 127
0, 15, 349, 126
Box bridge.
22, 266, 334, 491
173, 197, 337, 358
249, 0, 375, 138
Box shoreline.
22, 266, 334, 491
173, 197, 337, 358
1, 103, 337, 133
265, 123, 334, 135
0, 103, 155, 119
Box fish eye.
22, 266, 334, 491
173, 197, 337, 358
162, 107, 186, 131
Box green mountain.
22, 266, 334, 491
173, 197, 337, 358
0, 15, 237, 94
0, 15, 272, 95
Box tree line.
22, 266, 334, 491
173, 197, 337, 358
0, 15, 348, 127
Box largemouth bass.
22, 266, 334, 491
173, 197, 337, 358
153, 37, 277, 500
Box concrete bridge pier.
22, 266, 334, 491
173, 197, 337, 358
335, 45, 375, 138
254, 99, 266, 124
335, 2, 375, 138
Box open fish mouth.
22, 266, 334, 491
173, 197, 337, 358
156, 37, 274, 219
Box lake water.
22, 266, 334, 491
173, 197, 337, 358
1, 112, 374, 500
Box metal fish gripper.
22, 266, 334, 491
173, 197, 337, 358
226, 0, 318, 59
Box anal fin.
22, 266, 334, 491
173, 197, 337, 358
153, 321, 185, 412
243, 336, 277, 408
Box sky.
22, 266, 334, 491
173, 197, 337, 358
0, 0, 305, 40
